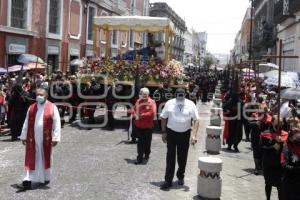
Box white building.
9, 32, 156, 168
231, 31, 242, 65
183, 29, 193, 64
192, 31, 207, 66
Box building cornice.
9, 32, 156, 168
0, 25, 38, 37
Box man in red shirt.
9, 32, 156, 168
132, 88, 157, 165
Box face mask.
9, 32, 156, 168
176, 93, 185, 102
36, 95, 46, 104
139, 94, 147, 100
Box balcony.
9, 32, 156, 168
288, 0, 300, 14
112, 0, 129, 15
253, 27, 276, 50
101, 0, 114, 11
274, 0, 300, 24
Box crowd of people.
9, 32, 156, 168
8, 65, 300, 199
4, 66, 219, 191
221, 71, 300, 200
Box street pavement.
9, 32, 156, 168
0, 102, 276, 200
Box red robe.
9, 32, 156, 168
25, 101, 54, 170
261, 130, 288, 164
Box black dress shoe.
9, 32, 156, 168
144, 155, 150, 160
134, 160, 143, 165
160, 182, 172, 190
128, 140, 137, 144
44, 181, 50, 185
178, 179, 184, 186
22, 181, 32, 190
234, 146, 240, 152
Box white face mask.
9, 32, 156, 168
176, 93, 185, 103
139, 94, 148, 100
36, 95, 46, 104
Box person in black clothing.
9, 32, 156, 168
260, 116, 288, 200
282, 127, 300, 200
153, 83, 172, 131
249, 104, 272, 175
201, 79, 208, 104
222, 91, 244, 152
81, 82, 96, 126
8, 85, 31, 141
51, 79, 70, 128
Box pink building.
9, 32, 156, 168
0, 0, 149, 73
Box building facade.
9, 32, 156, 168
183, 29, 193, 65
197, 31, 207, 65
231, 31, 242, 65
274, 0, 300, 71
240, 7, 253, 61
252, 0, 277, 60
149, 2, 186, 62
191, 31, 207, 67
0, 0, 149, 72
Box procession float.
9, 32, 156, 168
77, 16, 187, 90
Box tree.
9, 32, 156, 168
204, 52, 217, 68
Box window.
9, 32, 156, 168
87, 6, 96, 41
7, 54, 20, 66
131, 0, 136, 15
112, 30, 118, 46
47, 55, 59, 72
129, 31, 134, 48
49, 0, 60, 34
11, 0, 27, 29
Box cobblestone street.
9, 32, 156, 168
0, 102, 274, 200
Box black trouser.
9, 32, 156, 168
136, 128, 152, 161
106, 103, 114, 129
165, 128, 191, 183
57, 105, 66, 127
243, 119, 251, 140
87, 106, 96, 124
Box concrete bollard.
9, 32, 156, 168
210, 108, 222, 126
213, 98, 222, 107
206, 126, 222, 154
198, 157, 223, 199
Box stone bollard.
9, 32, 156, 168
206, 126, 222, 154
210, 108, 222, 126
213, 98, 222, 107
198, 157, 223, 199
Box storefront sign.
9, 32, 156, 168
70, 48, 80, 56
48, 46, 59, 55
8, 44, 26, 54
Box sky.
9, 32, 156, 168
149, 0, 250, 55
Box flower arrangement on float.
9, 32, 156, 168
78, 57, 185, 85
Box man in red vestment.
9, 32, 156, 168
19, 85, 61, 190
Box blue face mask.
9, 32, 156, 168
36, 95, 46, 104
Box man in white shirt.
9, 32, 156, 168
160, 88, 200, 190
